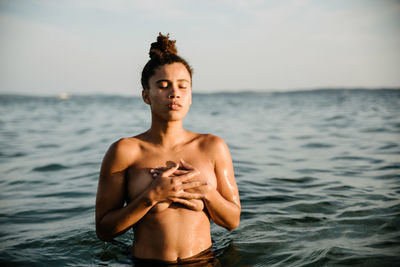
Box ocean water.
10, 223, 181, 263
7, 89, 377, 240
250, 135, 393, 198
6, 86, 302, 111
0, 89, 399, 266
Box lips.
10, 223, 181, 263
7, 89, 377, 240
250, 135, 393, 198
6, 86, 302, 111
167, 102, 182, 110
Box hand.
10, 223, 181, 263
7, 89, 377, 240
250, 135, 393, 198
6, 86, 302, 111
149, 162, 206, 205
150, 160, 208, 210
179, 160, 212, 198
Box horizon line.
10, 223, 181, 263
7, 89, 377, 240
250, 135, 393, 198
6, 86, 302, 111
1, 87, 399, 98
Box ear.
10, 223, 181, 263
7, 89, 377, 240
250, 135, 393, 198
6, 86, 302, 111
142, 89, 151, 105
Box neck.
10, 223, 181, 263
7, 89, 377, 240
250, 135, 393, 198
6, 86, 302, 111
147, 115, 187, 147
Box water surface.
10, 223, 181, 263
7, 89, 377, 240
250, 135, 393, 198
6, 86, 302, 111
1, 89, 399, 266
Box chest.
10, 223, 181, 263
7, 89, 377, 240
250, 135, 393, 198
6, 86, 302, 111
125, 148, 217, 202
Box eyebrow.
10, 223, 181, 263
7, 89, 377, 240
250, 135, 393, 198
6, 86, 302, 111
155, 79, 190, 83
155, 79, 169, 83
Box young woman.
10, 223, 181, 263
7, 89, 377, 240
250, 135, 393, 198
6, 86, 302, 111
95, 33, 241, 265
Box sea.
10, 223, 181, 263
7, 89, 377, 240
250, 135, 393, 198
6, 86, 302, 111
0, 89, 399, 266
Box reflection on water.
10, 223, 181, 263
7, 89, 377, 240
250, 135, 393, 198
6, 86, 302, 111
1, 89, 400, 266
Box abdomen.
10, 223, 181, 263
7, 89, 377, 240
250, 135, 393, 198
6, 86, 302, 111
132, 207, 211, 261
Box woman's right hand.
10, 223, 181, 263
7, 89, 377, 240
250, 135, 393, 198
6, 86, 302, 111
152, 163, 205, 201
149, 162, 206, 206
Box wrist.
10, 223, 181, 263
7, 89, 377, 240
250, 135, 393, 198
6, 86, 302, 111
142, 186, 158, 207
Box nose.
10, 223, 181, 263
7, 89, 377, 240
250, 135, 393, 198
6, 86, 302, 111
168, 84, 180, 99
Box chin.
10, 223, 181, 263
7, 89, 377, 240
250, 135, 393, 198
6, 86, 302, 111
167, 110, 190, 120
166, 114, 187, 121
153, 108, 190, 121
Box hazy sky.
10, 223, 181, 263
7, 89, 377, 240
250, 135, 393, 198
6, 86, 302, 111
1, 0, 399, 96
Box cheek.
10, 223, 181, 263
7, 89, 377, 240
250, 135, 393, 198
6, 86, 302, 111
185, 90, 192, 104
149, 91, 165, 102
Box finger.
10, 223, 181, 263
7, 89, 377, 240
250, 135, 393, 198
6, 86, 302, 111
170, 198, 197, 209
180, 160, 200, 176
162, 163, 180, 177
150, 166, 161, 172
150, 169, 162, 176
180, 159, 194, 170
150, 168, 162, 178
178, 191, 205, 199
151, 166, 168, 173
175, 170, 200, 183
181, 180, 207, 190
172, 169, 190, 175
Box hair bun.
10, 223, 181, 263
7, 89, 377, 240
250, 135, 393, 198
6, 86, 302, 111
149, 33, 178, 59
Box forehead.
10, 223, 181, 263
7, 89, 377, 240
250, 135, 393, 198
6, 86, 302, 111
151, 63, 191, 82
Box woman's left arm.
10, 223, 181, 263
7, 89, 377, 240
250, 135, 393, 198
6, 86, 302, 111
202, 136, 241, 231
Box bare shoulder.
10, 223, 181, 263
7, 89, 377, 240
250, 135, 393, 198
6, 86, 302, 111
197, 133, 227, 147
101, 137, 143, 174
196, 133, 231, 160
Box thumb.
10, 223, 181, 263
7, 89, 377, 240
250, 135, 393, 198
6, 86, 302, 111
162, 162, 179, 177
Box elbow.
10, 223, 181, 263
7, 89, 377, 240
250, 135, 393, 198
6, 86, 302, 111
222, 215, 240, 231
223, 206, 241, 231
214, 216, 240, 231
96, 222, 115, 242
226, 218, 240, 232
227, 206, 241, 231
96, 220, 128, 242
96, 228, 113, 242
96, 232, 112, 242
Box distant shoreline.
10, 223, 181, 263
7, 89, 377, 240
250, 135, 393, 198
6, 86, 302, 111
0, 87, 399, 99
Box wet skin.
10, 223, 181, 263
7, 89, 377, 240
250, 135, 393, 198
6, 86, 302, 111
95, 63, 241, 261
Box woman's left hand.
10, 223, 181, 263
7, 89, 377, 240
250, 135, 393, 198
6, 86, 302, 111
150, 160, 210, 211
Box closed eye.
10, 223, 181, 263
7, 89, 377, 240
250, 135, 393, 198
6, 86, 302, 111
177, 79, 190, 89
178, 82, 189, 89
157, 81, 169, 89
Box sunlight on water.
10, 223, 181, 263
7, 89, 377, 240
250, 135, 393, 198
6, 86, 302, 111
1, 90, 399, 266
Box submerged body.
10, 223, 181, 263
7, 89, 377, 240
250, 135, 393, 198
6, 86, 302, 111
95, 36, 240, 263
97, 130, 238, 261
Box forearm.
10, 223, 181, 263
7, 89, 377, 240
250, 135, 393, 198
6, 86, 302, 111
96, 187, 156, 241
204, 189, 241, 231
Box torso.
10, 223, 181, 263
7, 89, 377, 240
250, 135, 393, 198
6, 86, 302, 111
124, 132, 217, 261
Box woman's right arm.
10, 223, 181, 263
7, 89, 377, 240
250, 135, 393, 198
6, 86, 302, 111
95, 139, 205, 241
95, 139, 156, 241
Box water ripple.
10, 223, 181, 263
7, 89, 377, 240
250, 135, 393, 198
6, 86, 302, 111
1, 90, 400, 266
32, 163, 69, 172
301, 142, 335, 149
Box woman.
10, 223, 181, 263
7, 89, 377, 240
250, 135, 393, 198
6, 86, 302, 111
95, 33, 241, 265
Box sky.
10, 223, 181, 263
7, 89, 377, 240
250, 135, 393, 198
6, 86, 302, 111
0, 0, 399, 96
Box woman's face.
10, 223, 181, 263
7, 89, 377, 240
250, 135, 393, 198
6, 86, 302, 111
143, 62, 192, 121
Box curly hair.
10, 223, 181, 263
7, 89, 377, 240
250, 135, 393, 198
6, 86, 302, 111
141, 33, 193, 90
